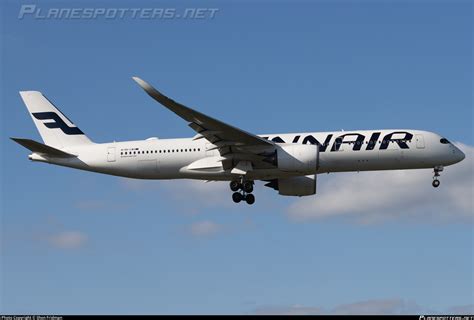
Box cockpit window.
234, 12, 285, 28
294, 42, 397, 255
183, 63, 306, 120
440, 138, 450, 144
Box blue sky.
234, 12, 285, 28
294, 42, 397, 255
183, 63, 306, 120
1, 0, 472, 315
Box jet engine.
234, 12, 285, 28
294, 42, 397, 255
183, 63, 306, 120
265, 174, 317, 196
263, 144, 318, 173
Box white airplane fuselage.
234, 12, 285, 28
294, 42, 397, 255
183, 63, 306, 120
31, 129, 465, 181
14, 82, 465, 203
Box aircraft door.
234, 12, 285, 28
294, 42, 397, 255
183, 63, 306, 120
107, 147, 116, 162
415, 134, 425, 149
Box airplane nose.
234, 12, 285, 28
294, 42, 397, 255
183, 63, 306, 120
455, 147, 465, 162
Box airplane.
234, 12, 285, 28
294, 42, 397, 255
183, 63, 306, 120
12, 77, 466, 205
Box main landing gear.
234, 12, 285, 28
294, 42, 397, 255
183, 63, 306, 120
432, 166, 443, 188
230, 180, 255, 205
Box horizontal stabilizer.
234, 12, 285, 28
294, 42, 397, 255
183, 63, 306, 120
10, 138, 76, 158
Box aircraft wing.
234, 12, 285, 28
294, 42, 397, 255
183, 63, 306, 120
132, 77, 275, 160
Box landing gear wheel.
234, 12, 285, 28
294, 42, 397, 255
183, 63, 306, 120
242, 181, 254, 193
432, 166, 443, 188
232, 192, 243, 203
245, 193, 255, 205
230, 181, 241, 192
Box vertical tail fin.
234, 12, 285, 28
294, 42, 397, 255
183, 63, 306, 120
19, 91, 93, 148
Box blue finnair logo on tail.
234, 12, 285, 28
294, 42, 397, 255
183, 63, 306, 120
32, 112, 84, 135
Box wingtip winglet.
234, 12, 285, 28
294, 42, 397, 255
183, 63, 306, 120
132, 76, 163, 98
132, 76, 150, 89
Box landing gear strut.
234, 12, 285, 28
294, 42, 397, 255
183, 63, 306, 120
432, 166, 443, 188
230, 179, 255, 205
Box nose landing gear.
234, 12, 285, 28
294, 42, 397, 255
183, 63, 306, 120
432, 166, 443, 188
230, 180, 255, 205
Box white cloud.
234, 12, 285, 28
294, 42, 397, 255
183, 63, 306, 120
47, 231, 88, 249
287, 143, 474, 224
189, 220, 222, 237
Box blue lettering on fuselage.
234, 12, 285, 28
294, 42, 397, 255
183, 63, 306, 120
262, 131, 414, 152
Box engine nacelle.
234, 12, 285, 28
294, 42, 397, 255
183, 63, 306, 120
277, 144, 318, 173
277, 175, 317, 196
